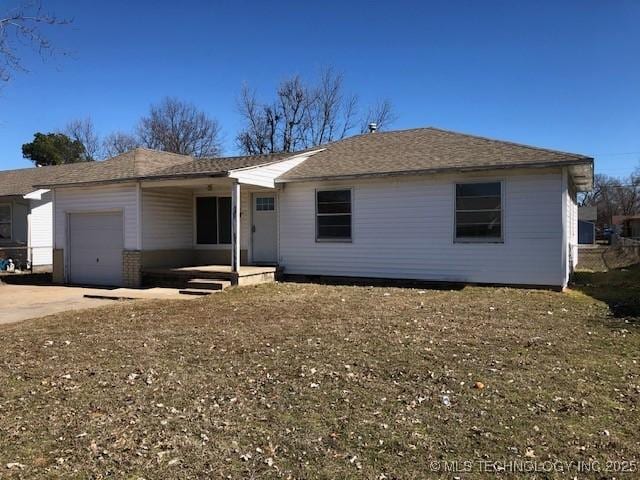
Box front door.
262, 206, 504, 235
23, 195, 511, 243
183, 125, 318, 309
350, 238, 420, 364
252, 193, 277, 264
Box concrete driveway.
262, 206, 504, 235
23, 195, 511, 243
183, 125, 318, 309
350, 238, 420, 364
0, 283, 192, 325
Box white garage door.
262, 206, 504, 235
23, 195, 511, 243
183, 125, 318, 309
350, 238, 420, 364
69, 212, 123, 286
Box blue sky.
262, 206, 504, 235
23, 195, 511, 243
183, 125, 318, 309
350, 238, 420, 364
0, 0, 638, 177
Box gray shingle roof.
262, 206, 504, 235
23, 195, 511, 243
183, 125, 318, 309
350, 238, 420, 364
277, 127, 593, 182
3, 128, 594, 193
0, 162, 92, 197
147, 153, 290, 178
32, 149, 291, 188
31, 149, 194, 187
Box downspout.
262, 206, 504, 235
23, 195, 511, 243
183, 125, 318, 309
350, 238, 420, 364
560, 168, 569, 289
27, 200, 32, 269
136, 181, 143, 251
231, 180, 241, 275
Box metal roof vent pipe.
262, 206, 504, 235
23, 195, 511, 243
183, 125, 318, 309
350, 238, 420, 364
368, 122, 377, 133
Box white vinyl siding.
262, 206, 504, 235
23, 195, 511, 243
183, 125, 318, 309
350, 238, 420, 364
54, 184, 139, 251
142, 188, 193, 250
566, 175, 579, 272
29, 191, 53, 265
279, 170, 565, 287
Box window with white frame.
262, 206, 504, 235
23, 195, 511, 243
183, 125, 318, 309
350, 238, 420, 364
255, 196, 275, 211
316, 189, 352, 241
196, 196, 231, 244
0, 204, 11, 241
455, 182, 502, 241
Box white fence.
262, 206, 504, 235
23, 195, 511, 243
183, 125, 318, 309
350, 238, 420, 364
614, 236, 640, 247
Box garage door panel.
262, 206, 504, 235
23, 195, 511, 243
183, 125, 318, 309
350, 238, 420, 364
70, 248, 122, 266
69, 212, 123, 286
73, 233, 122, 249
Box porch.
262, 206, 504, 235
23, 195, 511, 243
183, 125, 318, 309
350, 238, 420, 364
135, 175, 280, 292
142, 264, 278, 292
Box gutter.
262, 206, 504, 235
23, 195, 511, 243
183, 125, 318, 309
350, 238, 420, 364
33, 171, 229, 190
275, 158, 594, 185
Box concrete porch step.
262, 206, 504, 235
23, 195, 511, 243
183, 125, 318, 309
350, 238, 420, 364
178, 288, 215, 296
187, 278, 231, 290
142, 265, 278, 289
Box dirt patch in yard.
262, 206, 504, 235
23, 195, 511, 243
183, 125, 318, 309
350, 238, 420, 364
574, 246, 640, 320
577, 245, 640, 272
0, 279, 638, 478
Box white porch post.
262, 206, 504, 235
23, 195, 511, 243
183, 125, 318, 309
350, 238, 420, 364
231, 180, 241, 273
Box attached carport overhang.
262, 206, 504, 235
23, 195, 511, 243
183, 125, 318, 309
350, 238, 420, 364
33, 176, 255, 283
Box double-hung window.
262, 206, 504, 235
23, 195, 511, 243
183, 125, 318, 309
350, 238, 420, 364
0, 204, 11, 241
316, 189, 352, 241
196, 196, 231, 245
455, 182, 502, 242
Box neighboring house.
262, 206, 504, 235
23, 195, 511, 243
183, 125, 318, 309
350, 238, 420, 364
578, 206, 597, 244
0, 166, 65, 270
32, 127, 593, 289
619, 215, 640, 239
612, 215, 638, 235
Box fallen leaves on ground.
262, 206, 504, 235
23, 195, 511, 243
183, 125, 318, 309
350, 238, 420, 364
0, 277, 638, 478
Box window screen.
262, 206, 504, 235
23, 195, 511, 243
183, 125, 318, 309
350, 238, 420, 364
196, 197, 232, 245
0, 205, 11, 240
316, 189, 352, 240
455, 182, 502, 241
217, 197, 232, 244
196, 197, 217, 244
256, 197, 275, 211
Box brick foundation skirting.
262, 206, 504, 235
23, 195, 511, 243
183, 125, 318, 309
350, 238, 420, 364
52, 249, 65, 283
122, 250, 142, 288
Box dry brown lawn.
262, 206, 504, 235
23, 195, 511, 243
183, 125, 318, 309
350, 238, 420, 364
0, 268, 638, 478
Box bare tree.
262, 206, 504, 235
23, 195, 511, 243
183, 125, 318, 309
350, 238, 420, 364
102, 131, 139, 157
580, 169, 640, 227
360, 99, 397, 133
306, 68, 358, 146
236, 85, 278, 155
0, 1, 69, 83
137, 97, 222, 157
578, 173, 609, 207
236, 67, 396, 155
614, 168, 640, 216
64, 118, 100, 160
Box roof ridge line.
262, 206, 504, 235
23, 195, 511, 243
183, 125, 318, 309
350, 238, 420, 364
131, 146, 193, 159
328, 126, 593, 160
425, 127, 593, 159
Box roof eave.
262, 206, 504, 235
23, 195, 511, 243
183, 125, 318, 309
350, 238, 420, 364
275, 158, 594, 187
33, 151, 325, 189
34, 171, 231, 189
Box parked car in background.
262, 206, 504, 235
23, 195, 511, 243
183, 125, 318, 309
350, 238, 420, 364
596, 227, 615, 245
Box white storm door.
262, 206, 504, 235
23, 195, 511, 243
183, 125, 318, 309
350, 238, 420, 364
252, 194, 277, 264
